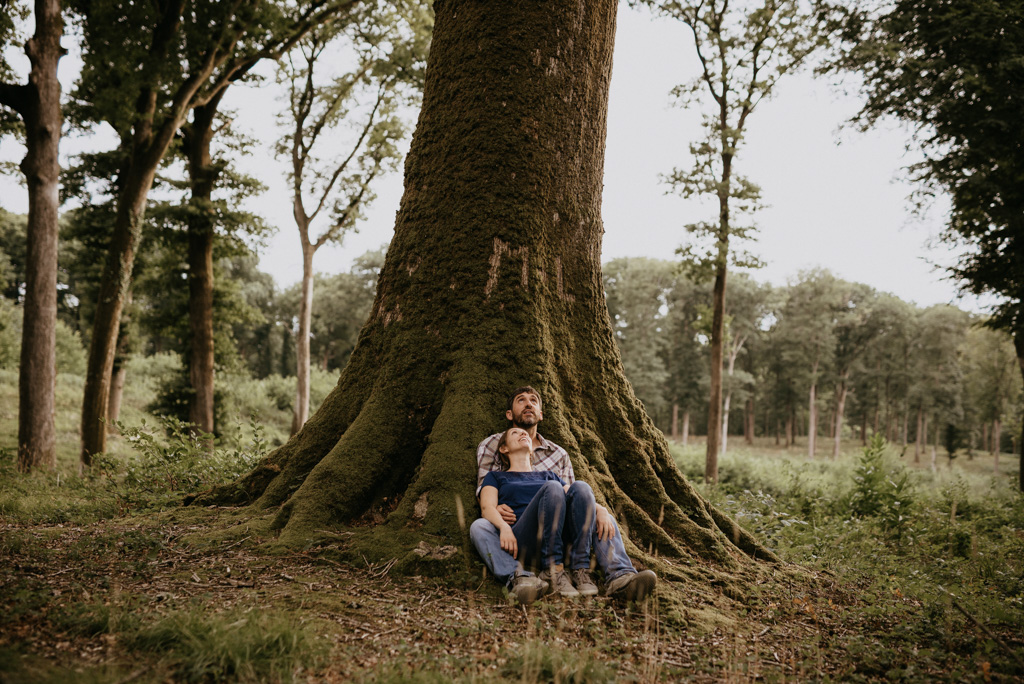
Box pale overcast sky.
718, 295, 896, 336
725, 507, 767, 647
0, 3, 988, 313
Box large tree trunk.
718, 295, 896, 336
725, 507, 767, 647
183, 96, 225, 437
831, 371, 848, 460
192, 0, 774, 576
292, 241, 315, 435
4, 0, 65, 472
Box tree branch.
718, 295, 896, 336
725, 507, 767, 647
308, 79, 388, 225
0, 82, 31, 118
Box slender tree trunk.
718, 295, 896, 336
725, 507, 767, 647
832, 371, 848, 460
681, 409, 689, 447
705, 257, 727, 482
915, 406, 923, 464
982, 421, 989, 454
670, 402, 678, 440
744, 397, 754, 445
183, 96, 224, 437
785, 410, 793, 448
80, 164, 159, 463
107, 363, 126, 429
901, 407, 908, 448
993, 418, 1001, 474
1014, 332, 1023, 492
190, 0, 776, 574
930, 416, 938, 472
292, 238, 315, 434
720, 390, 731, 457
5, 0, 65, 472
807, 381, 818, 458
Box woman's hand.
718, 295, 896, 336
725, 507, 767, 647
499, 524, 518, 558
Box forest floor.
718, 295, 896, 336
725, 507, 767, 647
0, 507, 983, 683
1, 372, 1022, 682
1, 466, 1022, 683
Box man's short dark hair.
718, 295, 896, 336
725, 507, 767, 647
507, 386, 541, 412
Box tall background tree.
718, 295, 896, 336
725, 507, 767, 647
195, 0, 775, 594
823, 0, 1024, 489
0, 0, 65, 471
275, 1, 430, 434
649, 0, 822, 482
70, 0, 358, 464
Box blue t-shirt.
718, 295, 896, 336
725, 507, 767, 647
480, 471, 566, 522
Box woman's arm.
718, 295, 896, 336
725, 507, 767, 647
480, 486, 517, 558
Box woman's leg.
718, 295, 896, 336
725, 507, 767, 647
511, 481, 566, 573
469, 518, 521, 585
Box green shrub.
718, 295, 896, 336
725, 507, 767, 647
847, 436, 916, 543
92, 416, 267, 512
0, 299, 87, 375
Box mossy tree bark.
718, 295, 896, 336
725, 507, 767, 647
197, 0, 776, 576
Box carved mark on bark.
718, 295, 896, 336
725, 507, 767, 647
484, 237, 529, 300
382, 303, 402, 326
555, 257, 575, 303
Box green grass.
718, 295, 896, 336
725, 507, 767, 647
672, 437, 1024, 680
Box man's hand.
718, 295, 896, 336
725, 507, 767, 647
595, 506, 615, 542
497, 503, 517, 525
499, 524, 518, 558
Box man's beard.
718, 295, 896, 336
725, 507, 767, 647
512, 411, 539, 429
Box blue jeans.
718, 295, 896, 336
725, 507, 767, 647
471, 481, 636, 585
563, 481, 636, 582
470, 480, 566, 585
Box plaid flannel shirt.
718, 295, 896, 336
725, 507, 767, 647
475, 431, 576, 496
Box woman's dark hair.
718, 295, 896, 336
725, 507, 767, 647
495, 428, 517, 471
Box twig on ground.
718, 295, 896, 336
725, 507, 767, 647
937, 586, 1024, 670
113, 665, 151, 684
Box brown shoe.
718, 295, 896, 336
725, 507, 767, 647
539, 565, 580, 598
571, 568, 599, 597
605, 570, 657, 601
510, 573, 548, 604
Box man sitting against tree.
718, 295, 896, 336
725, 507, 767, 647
469, 386, 657, 603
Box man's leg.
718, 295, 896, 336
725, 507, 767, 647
469, 518, 547, 603
596, 520, 657, 601
564, 482, 656, 600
